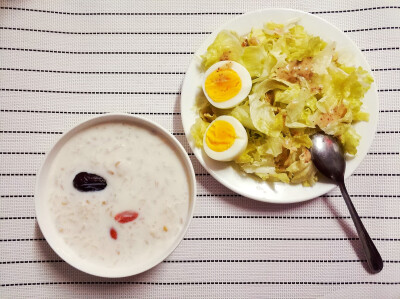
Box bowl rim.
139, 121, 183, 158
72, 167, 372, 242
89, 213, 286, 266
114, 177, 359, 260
34, 113, 197, 277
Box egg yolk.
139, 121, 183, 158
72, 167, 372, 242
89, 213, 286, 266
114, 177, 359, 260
204, 68, 242, 102
205, 120, 236, 152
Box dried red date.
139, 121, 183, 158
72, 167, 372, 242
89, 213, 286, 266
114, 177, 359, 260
73, 172, 107, 192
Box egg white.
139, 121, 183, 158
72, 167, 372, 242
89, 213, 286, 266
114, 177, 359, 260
202, 61, 252, 109
203, 115, 248, 161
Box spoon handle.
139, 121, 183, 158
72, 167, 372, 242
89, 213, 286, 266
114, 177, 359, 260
338, 181, 383, 273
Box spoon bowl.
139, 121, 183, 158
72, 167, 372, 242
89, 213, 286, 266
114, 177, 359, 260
311, 133, 383, 274
311, 133, 345, 182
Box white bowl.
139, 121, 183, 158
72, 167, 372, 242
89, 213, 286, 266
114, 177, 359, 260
35, 113, 196, 277
181, 8, 378, 204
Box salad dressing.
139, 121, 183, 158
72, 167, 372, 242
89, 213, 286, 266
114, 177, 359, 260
276, 57, 313, 83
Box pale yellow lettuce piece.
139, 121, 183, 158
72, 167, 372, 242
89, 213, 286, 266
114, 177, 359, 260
201, 30, 243, 70
190, 118, 209, 147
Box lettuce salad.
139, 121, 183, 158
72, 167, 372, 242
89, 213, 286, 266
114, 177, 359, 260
191, 22, 372, 185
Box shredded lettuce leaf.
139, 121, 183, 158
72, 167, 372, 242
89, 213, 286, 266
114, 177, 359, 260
242, 45, 267, 77
339, 127, 361, 156
190, 118, 209, 147
201, 30, 243, 70
191, 21, 372, 185
229, 101, 257, 131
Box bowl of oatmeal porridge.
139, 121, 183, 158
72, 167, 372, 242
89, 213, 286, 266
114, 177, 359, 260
35, 113, 196, 277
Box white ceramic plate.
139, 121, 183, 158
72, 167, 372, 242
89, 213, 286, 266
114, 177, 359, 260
181, 8, 378, 204
35, 114, 196, 277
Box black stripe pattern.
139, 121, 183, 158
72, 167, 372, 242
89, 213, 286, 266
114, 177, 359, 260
1, 259, 399, 265
1, 67, 399, 73
1, 237, 399, 242
2, 215, 400, 220
2, 281, 398, 287
2, 46, 398, 54
1, 26, 399, 35
0, 5, 399, 15
1, 3, 399, 294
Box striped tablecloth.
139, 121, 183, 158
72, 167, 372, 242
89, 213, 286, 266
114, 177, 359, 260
1, 0, 399, 298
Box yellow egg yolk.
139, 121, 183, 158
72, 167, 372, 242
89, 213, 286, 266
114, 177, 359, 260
204, 68, 242, 102
205, 120, 236, 152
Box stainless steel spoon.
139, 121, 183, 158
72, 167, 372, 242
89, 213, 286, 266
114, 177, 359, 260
311, 133, 383, 274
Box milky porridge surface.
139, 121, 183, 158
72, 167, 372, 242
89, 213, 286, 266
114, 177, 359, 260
45, 122, 190, 267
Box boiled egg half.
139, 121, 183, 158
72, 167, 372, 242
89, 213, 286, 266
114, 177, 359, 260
203, 115, 248, 161
202, 61, 252, 109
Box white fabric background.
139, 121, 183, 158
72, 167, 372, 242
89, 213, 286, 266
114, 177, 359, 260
0, 0, 399, 298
